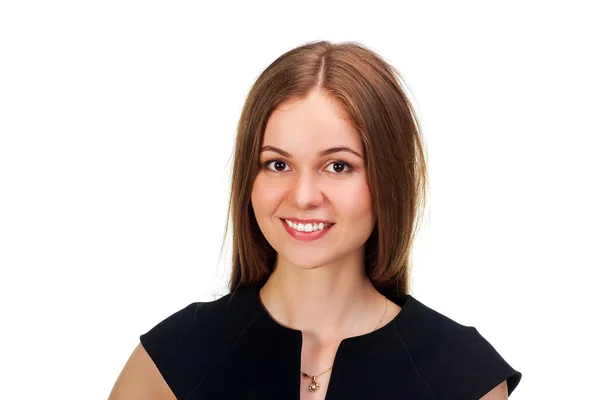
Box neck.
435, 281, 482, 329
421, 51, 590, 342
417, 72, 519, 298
258, 252, 386, 347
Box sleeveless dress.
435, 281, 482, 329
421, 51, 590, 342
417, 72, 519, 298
140, 284, 522, 399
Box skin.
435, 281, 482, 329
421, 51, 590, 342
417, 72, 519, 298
107, 87, 507, 399
252, 88, 401, 399
482, 380, 509, 399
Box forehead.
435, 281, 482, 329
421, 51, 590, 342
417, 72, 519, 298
262, 90, 362, 153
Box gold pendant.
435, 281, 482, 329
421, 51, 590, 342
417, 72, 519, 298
308, 376, 320, 392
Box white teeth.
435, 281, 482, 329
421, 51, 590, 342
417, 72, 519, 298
284, 219, 330, 232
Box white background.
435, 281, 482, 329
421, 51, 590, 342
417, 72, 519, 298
1, 1, 598, 398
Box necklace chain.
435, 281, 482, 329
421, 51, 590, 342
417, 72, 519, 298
300, 296, 388, 385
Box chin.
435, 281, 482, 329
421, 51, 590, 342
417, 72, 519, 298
276, 248, 340, 270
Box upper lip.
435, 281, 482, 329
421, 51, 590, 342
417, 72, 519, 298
281, 217, 334, 224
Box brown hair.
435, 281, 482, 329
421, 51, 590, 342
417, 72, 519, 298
224, 40, 427, 298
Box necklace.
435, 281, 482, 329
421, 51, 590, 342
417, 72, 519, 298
300, 296, 388, 393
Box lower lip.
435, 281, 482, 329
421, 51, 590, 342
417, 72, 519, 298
280, 219, 334, 241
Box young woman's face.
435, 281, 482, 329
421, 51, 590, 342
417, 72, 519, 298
251, 89, 375, 270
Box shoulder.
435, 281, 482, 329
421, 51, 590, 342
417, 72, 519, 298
396, 295, 522, 399
139, 287, 261, 399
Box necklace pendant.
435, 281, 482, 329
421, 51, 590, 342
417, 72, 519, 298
308, 376, 320, 392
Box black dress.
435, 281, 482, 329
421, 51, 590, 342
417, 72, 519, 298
140, 284, 522, 399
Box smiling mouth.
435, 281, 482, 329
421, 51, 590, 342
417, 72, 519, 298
280, 218, 333, 233
279, 218, 334, 241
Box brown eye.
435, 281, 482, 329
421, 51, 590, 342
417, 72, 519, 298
325, 161, 353, 174
333, 162, 345, 173
264, 159, 290, 172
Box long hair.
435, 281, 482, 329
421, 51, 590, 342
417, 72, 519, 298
224, 41, 427, 298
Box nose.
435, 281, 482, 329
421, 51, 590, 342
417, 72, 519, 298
290, 171, 324, 209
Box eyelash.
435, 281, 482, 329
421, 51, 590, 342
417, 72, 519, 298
261, 158, 355, 174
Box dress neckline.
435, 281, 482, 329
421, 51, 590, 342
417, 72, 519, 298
247, 283, 414, 345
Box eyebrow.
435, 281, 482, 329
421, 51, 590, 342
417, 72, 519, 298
260, 145, 363, 159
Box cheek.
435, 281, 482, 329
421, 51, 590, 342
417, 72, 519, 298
251, 176, 284, 217
334, 179, 373, 220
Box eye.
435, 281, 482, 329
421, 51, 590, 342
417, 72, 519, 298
325, 160, 353, 174
262, 158, 354, 174
264, 159, 291, 172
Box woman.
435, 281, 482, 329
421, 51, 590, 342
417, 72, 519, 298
109, 41, 522, 399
